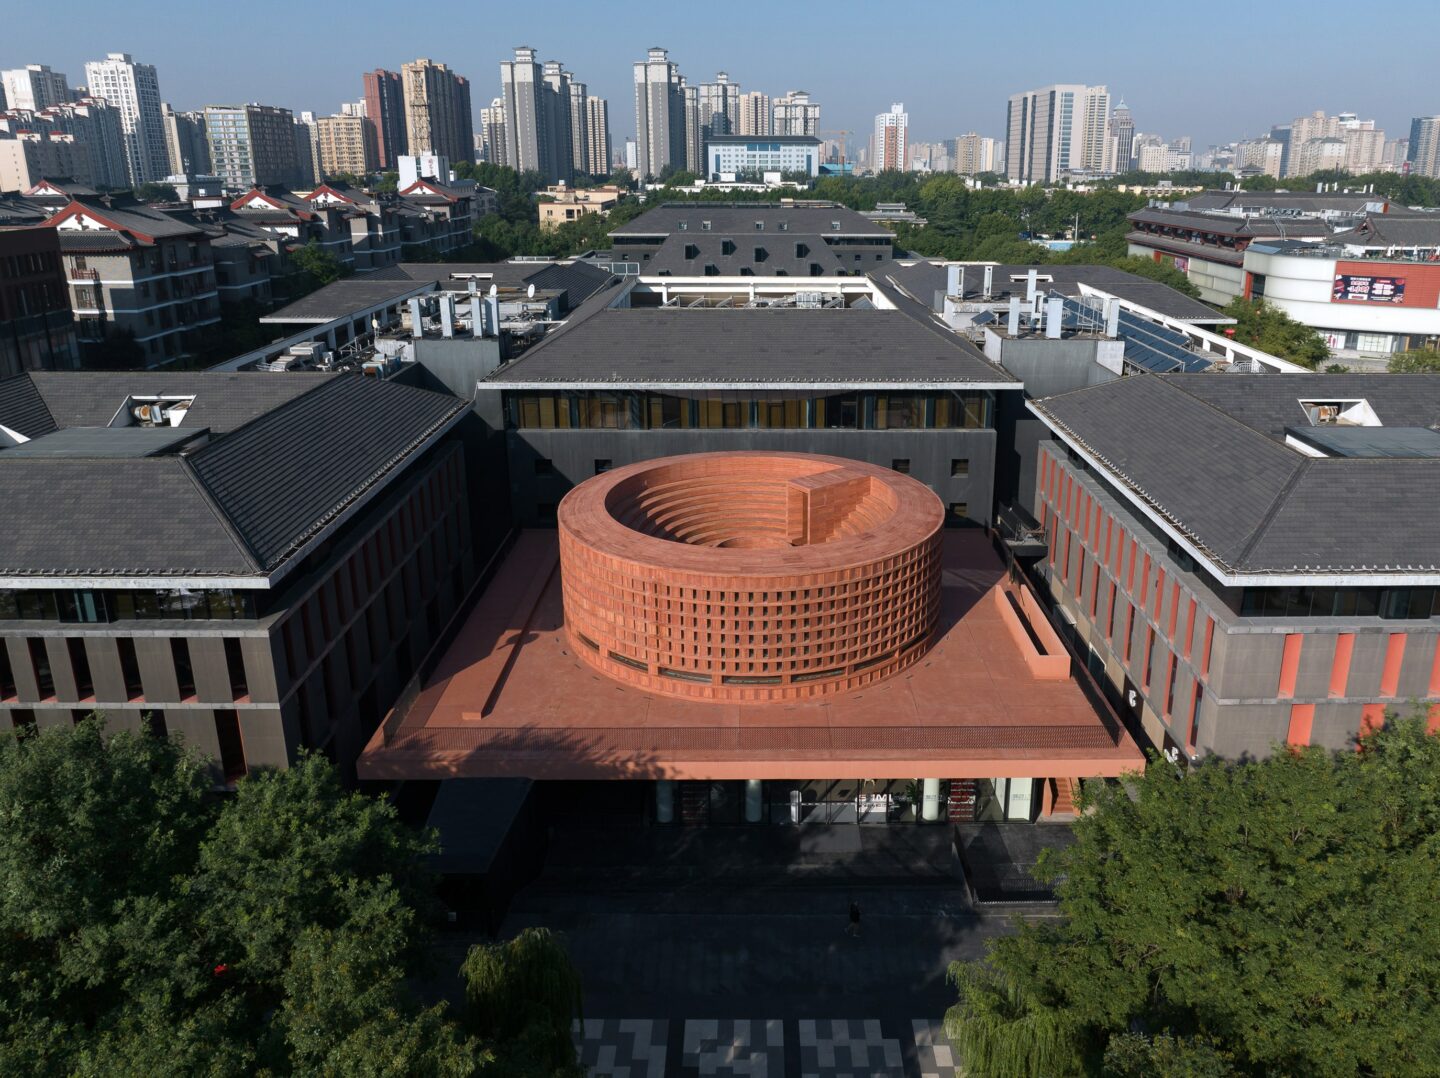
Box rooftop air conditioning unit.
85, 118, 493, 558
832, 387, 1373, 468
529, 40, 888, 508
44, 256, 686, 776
132, 402, 167, 426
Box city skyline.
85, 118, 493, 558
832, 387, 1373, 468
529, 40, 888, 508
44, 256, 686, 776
6, 0, 1438, 159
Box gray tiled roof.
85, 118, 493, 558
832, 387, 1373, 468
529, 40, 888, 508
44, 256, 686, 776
1128, 206, 1332, 238
1031, 374, 1440, 575
0, 372, 466, 579
0, 374, 57, 439
1331, 211, 1440, 248
1157, 374, 1440, 440
22, 371, 333, 433
73, 200, 205, 239
0, 458, 260, 577
368, 260, 613, 310
1184, 190, 1382, 214
520, 262, 614, 308
489, 300, 1013, 386
610, 202, 891, 238
645, 233, 847, 277
260, 278, 434, 323
188, 375, 466, 570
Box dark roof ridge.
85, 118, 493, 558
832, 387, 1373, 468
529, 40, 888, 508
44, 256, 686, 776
175, 457, 265, 573
1228, 457, 1312, 569
0, 372, 57, 437
1033, 375, 1303, 570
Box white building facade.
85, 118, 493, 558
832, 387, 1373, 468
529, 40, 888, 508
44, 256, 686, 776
83, 53, 167, 186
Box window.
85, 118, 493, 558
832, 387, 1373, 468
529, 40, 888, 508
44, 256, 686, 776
1143, 629, 1156, 689
700, 220, 711, 230
721, 239, 735, 255
533, 457, 554, 476
1164, 653, 1178, 716
754, 247, 768, 263
0, 644, 16, 699
117, 638, 143, 700
224, 637, 248, 699
684, 243, 699, 259
779, 222, 789, 231
796, 243, 809, 257
171, 638, 195, 699
891, 458, 911, 474
27, 639, 54, 699
950, 458, 969, 478
594, 459, 613, 474
677, 221, 687, 231
214, 709, 246, 782
754, 221, 764, 230
67, 639, 93, 699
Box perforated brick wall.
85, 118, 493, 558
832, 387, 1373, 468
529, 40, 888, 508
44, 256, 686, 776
557, 452, 944, 703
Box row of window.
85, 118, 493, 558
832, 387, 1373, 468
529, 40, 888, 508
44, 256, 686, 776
2, 708, 248, 784
0, 635, 249, 706
0, 589, 257, 624
508, 391, 994, 431
1239, 585, 1440, 621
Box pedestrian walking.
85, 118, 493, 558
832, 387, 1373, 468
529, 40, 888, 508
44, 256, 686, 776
846, 899, 861, 938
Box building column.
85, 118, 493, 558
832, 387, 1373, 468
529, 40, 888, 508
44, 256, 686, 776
655, 779, 675, 824
744, 779, 763, 823
921, 777, 941, 822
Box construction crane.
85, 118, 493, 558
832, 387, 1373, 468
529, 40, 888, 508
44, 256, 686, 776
820, 129, 853, 168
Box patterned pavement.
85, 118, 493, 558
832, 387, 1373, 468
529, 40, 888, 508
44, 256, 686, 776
574, 1016, 956, 1077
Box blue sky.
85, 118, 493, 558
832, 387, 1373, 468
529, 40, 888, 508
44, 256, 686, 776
7, 0, 1437, 151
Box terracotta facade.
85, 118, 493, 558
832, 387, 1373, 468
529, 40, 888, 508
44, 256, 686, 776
557, 452, 944, 702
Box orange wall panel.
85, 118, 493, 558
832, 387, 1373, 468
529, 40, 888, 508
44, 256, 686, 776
1278, 634, 1303, 698
1287, 703, 1314, 747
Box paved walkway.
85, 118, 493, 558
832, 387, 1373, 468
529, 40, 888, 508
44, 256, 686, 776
431, 823, 1066, 1077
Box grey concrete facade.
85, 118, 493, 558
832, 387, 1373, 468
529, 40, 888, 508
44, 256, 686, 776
496, 420, 996, 530
1036, 443, 1440, 761
0, 442, 477, 783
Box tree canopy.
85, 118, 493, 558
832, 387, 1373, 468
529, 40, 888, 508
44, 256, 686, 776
945, 714, 1440, 1077
1388, 350, 1440, 373
0, 719, 580, 1076
284, 240, 349, 299
1218, 296, 1330, 368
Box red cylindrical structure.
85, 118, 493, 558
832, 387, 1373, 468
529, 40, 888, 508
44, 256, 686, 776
557, 452, 944, 702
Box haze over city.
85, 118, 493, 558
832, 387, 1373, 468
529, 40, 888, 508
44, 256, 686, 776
8, 0, 1439, 148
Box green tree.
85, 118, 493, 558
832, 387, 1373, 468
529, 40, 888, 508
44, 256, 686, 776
461, 927, 584, 1077
1219, 296, 1329, 368
135, 182, 180, 202
1388, 350, 1440, 373
194, 754, 436, 984
0, 719, 562, 1076
283, 240, 349, 300
1103, 1033, 1238, 1078
945, 715, 1440, 1077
